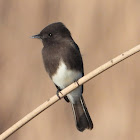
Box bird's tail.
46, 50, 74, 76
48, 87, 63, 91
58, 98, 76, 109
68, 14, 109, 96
71, 95, 93, 132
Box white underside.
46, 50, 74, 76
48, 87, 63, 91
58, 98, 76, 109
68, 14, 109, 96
52, 60, 82, 104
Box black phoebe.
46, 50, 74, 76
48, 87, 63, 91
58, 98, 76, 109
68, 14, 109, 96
32, 22, 93, 132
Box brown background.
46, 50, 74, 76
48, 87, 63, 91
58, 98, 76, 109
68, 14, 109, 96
0, 0, 140, 140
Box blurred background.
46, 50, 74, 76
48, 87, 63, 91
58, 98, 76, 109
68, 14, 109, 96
0, 0, 140, 140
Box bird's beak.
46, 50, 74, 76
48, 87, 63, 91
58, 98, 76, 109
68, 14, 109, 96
31, 34, 41, 39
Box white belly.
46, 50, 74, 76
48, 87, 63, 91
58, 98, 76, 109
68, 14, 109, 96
52, 60, 82, 104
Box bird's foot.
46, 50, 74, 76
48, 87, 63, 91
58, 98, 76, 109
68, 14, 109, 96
56, 90, 63, 99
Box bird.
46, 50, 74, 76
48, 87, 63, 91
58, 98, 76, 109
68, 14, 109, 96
32, 22, 93, 132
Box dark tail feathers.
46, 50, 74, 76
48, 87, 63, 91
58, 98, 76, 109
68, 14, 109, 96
71, 95, 93, 132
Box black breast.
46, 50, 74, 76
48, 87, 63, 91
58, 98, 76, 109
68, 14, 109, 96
42, 41, 83, 78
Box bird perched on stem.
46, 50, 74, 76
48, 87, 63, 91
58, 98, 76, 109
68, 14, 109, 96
32, 22, 93, 132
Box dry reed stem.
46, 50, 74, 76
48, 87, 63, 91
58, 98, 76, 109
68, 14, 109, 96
0, 44, 140, 140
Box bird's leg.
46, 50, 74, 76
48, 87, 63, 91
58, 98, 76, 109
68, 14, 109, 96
56, 89, 70, 102
56, 89, 61, 99
55, 84, 69, 102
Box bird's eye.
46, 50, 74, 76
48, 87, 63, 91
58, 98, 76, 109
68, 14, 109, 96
48, 33, 52, 37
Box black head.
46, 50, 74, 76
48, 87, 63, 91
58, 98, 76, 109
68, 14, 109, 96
32, 22, 72, 45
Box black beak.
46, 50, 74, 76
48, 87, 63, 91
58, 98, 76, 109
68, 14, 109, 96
31, 34, 41, 39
